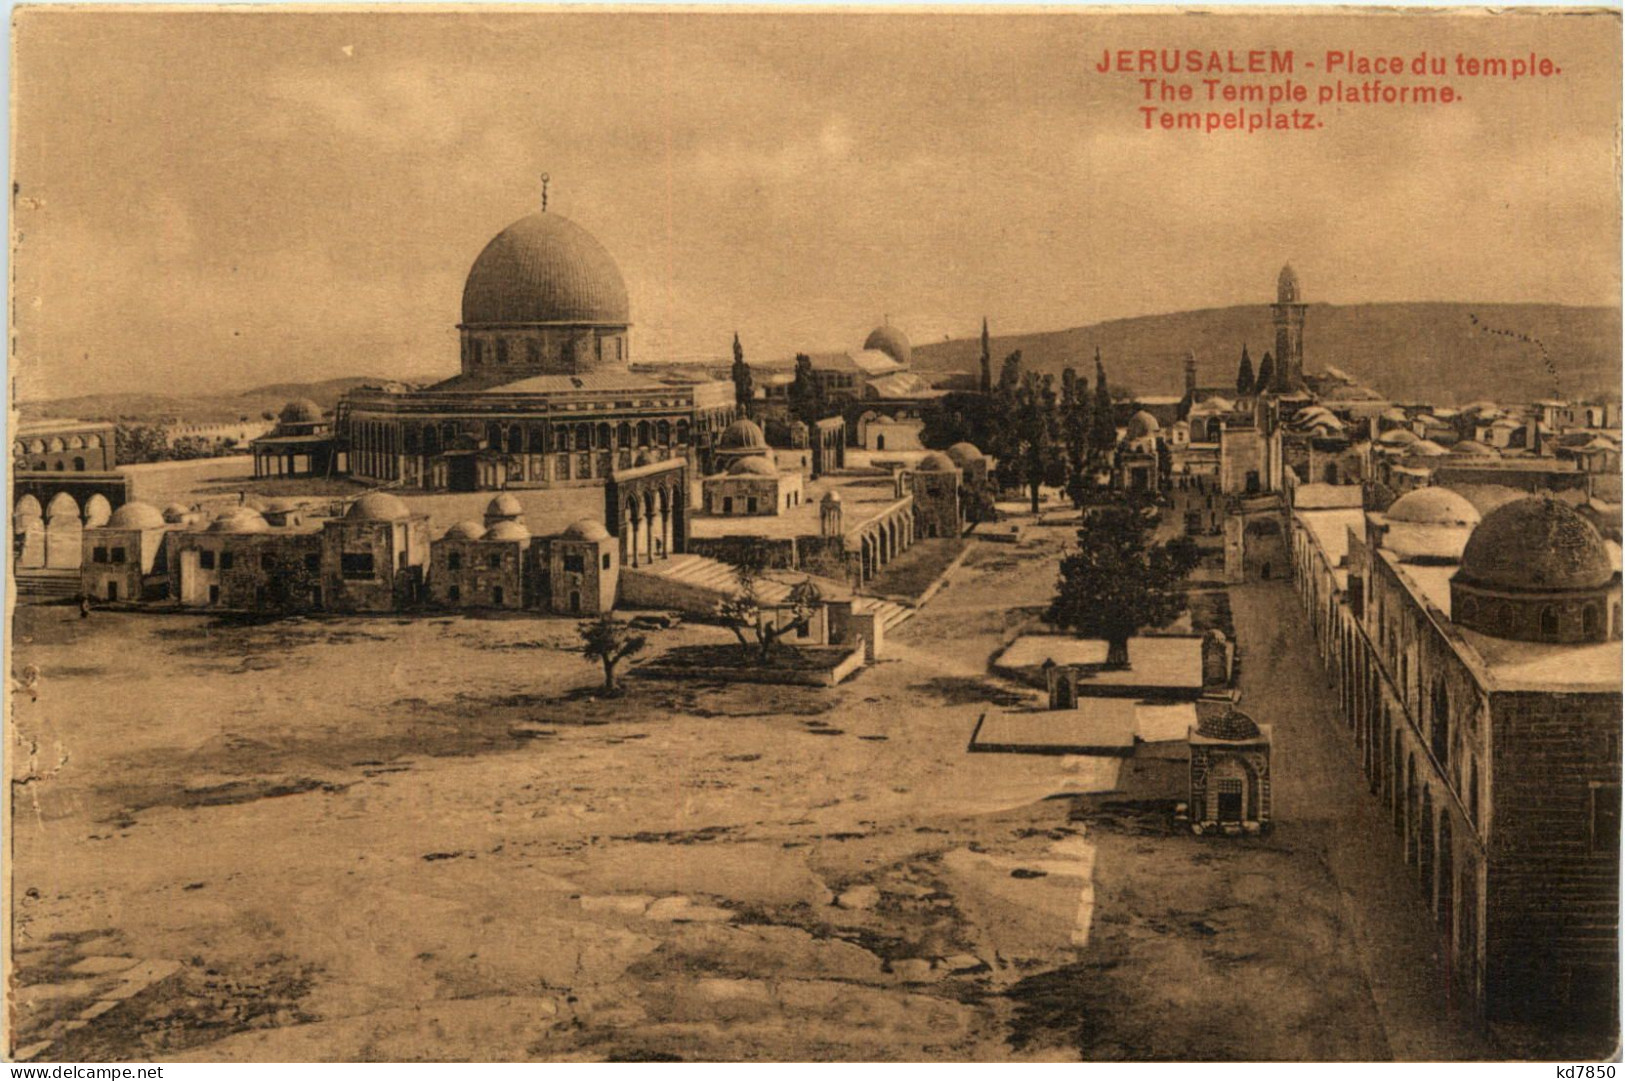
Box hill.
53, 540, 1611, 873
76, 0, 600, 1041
913, 303, 1622, 405
14, 376, 428, 425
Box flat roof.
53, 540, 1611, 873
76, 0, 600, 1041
1296, 507, 1365, 571
995, 635, 1205, 691
688, 473, 907, 542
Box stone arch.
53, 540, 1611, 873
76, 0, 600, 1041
47, 437, 64, 453
83, 494, 112, 528
1431, 678, 1450, 767
14, 494, 43, 523
1207, 753, 1261, 823
45, 491, 80, 524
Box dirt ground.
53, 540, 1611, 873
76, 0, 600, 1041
7, 532, 1492, 1061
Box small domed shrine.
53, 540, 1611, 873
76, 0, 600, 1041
1188, 701, 1273, 834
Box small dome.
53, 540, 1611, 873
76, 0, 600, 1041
483, 520, 531, 543
946, 442, 984, 464
562, 518, 611, 542
916, 451, 957, 472
1386, 488, 1482, 528
207, 508, 269, 533
162, 502, 192, 522
1126, 410, 1161, 439
1197, 705, 1262, 741
485, 493, 524, 519
1452, 440, 1499, 457
346, 492, 412, 521
1381, 408, 1409, 423
1459, 496, 1615, 592
1410, 439, 1449, 457
821, 489, 843, 504
279, 399, 324, 424
106, 501, 166, 530
461, 212, 630, 326
727, 456, 778, 476
1277, 264, 1301, 304
718, 418, 767, 450
1378, 428, 1420, 445
863, 324, 912, 366
443, 519, 485, 541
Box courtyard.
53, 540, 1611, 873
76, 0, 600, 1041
9, 535, 1493, 1061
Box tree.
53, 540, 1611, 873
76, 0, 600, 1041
1046, 504, 1200, 668
788, 353, 827, 428
730, 332, 753, 411
1060, 365, 1090, 486
114, 423, 171, 465
578, 615, 648, 694
1011, 372, 1065, 514
1255, 351, 1275, 394
714, 547, 823, 663
978, 317, 992, 395
1236, 344, 1255, 396
1088, 348, 1117, 470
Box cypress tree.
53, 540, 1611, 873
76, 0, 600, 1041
979, 317, 992, 395
1236, 344, 1255, 396
1255, 350, 1276, 394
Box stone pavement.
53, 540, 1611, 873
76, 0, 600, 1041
1229, 582, 1493, 1061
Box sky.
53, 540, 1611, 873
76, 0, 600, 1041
11, 8, 1621, 400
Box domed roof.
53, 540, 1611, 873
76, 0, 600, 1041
1126, 410, 1161, 439
562, 518, 611, 542
1386, 488, 1481, 528
916, 451, 957, 472
727, 456, 778, 476
1410, 439, 1449, 457
946, 442, 984, 464
718, 418, 767, 450
483, 520, 531, 543
1277, 263, 1301, 304
162, 502, 192, 523
207, 508, 269, 533
279, 398, 324, 424
1452, 439, 1499, 457
1197, 705, 1262, 741
862, 324, 912, 366
485, 492, 524, 519
443, 519, 485, 541
1378, 428, 1420, 445
821, 489, 843, 504
346, 492, 412, 522
1459, 497, 1615, 592
461, 212, 630, 327
106, 500, 166, 530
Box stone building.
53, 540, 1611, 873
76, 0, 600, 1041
428, 517, 528, 610
339, 202, 738, 492
904, 451, 962, 540
1293, 486, 1622, 1044
165, 508, 325, 610
80, 501, 174, 602
251, 399, 343, 478
13, 418, 116, 473
702, 457, 804, 516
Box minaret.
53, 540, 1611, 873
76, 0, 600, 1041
1271, 264, 1306, 392
1184, 351, 1197, 397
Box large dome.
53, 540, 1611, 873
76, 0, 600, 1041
347, 492, 412, 522
863, 324, 912, 366
107, 501, 167, 531
717, 418, 767, 450
1126, 410, 1161, 439
1459, 496, 1615, 592
461, 213, 630, 327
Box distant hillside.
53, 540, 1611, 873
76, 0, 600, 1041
14, 376, 428, 425
914, 303, 1622, 405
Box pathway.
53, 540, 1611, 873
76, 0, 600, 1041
1229, 582, 1492, 1060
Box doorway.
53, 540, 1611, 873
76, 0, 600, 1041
1217, 779, 1244, 822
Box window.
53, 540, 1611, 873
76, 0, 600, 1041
448, 585, 461, 602
492, 587, 505, 605
1540, 605, 1560, 641
220, 552, 234, 571
486, 553, 501, 570
495, 339, 509, 365
747, 497, 758, 514
448, 552, 462, 571
341, 552, 376, 580
1590, 784, 1620, 854
723, 497, 734, 514
92, 546, 108, 564
602, 553, 611, 571
110, 546, 126, 564
200, 550, 216, 570
563, 553, 586, 573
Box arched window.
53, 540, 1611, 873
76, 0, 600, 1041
596, 422, 612, 449
554, 428, 570, 452
617, 422, 632, 448
576, 423, 593, 450
1583, 604, 1601, 639
637, 420, 652, 446
657, 420, 672, 445
1540, 605, 1560, 641
676, 420, 692, 445
507, 426, 523, 454
72, 457, 85, 472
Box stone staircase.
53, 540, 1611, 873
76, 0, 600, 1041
12, 570, 81, 604
620, 553, 913, 630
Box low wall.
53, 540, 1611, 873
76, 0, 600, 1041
688, 535, 799, 569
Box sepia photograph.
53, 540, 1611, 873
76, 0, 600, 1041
5, 3, 1622, 1065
